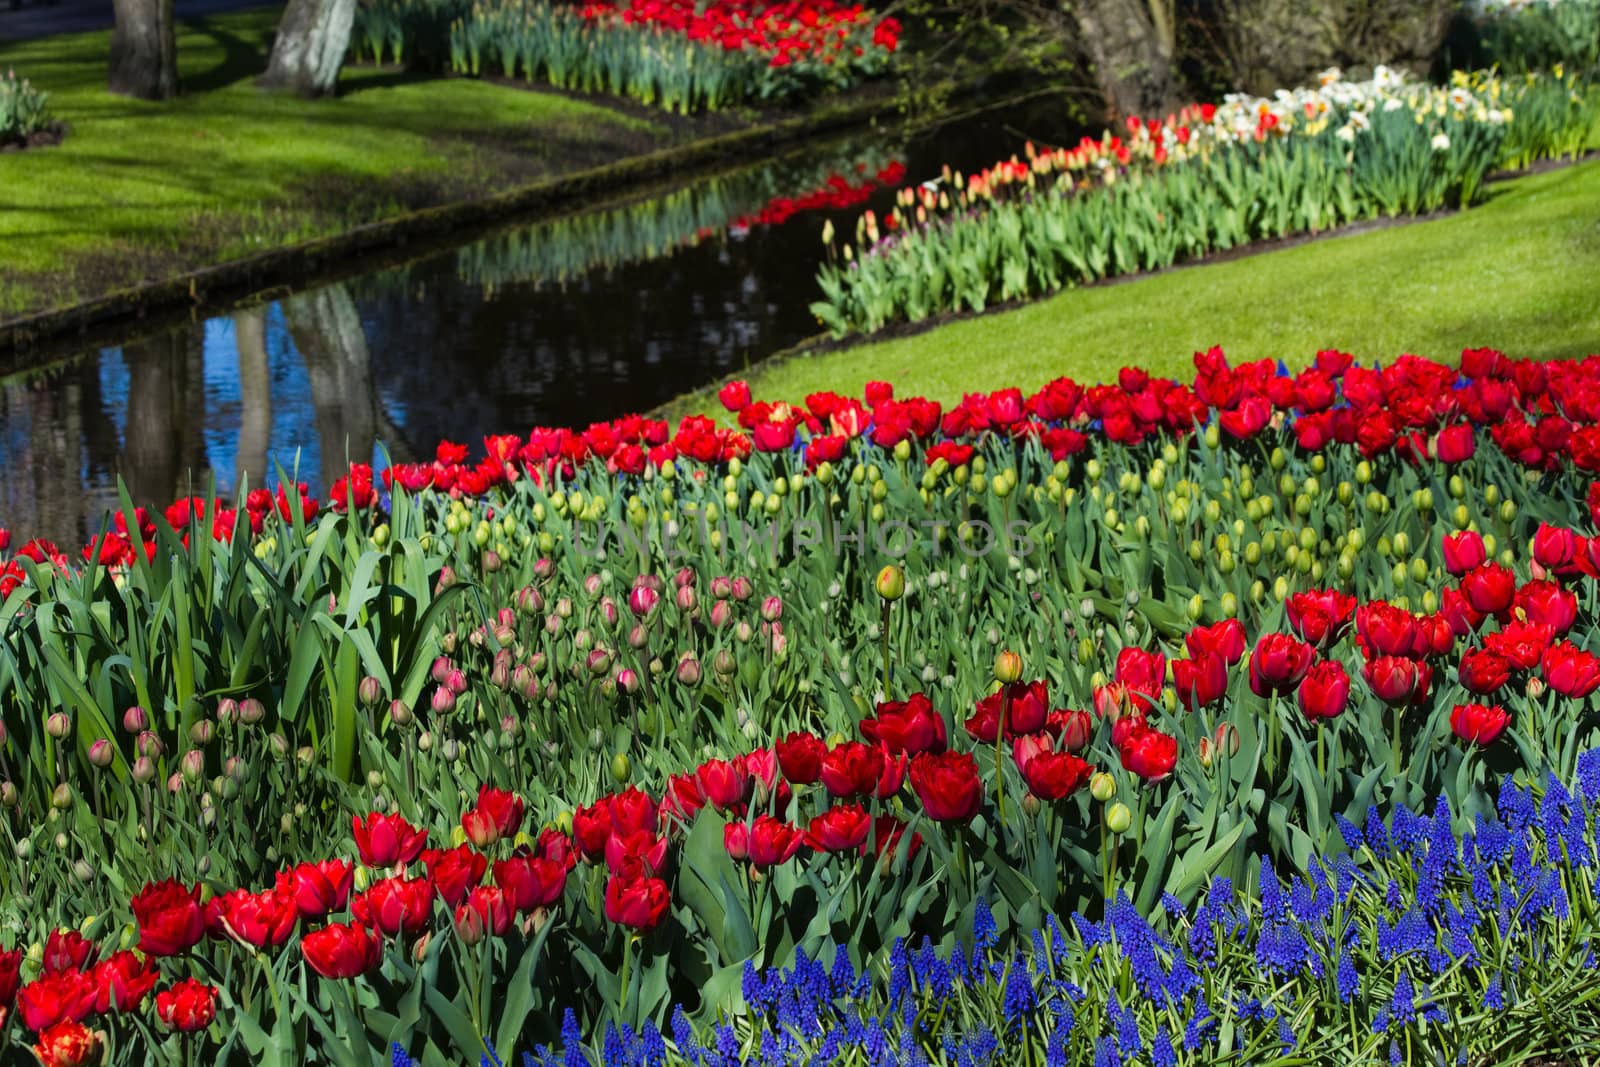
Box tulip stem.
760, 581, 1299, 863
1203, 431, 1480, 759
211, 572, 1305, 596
879, 600, 891, 696
617, 933, 634, 1026
1392, 704, 1404, 779
1317, 726, 1326, 781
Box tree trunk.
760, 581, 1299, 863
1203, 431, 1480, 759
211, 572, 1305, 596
109, 0, 178, 101
284, 284, 380, 490
1072, 0, 1180, 120
259, 0, 358, 97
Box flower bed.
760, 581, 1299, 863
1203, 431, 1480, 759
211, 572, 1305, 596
4, 346, 1600, 1062
0, 69, 55, 150
809, 67, 1595, 335
350, 0, 901, 112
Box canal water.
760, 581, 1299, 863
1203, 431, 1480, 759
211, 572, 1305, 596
1, 92, 1083, 547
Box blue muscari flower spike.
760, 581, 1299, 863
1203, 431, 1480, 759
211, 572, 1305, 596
672, 1005, 700, 1066
601, 1024, 627, 1067
1485, 971, 1505, 1011
1093, 1035, 1121, 1067
1152, 1027, 1177, 1067
974, 898, 999, 953
562, 1010, 587, 1067
1003, 956, 1037, 1028
1335, 813, 1365, 850
641, 1022, 667, 1067
1337, 947, 1360, 1003
1578, 748, 1600, 804
1278, 1016, 1296, 1051
392, 1044, 418, 1067
1390, 973, 1417, 1028
1390, 1040, 1403, 1065
1160, 892, 1186, 918
1365, 806, 1391, 860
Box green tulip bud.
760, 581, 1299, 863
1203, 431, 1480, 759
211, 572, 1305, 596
1089, 772, 1117, 802
1105, 802, 1132, 834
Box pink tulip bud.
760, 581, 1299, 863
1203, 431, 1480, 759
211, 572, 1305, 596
587, 648, 613, 676
731, 577, 754, 601
136, 731, 163, 758
617, 668, 641, 695
517, 586, 544, 616
628, 624, 649, 650
760, 596, 783, 623
131, 756, 156, 783
358, 676, 383, 707
240, 698, 265, 725
88, 740, 114, 768
216, 697, 240, 724
556, 598, 574, 619
181, 749, 205, 782
441, 631, 458, 654
190, 721, 214, 745
600, 598, 620, 629
445, 669, 468, 695
674, 567, 695, 589
533, 558, 554, 580
167, 772, 185, 793
436, 566, 456, 592
583, 574, 604, 597
122, 706, 149, 733
390, 699, 414, 727
628, 586, 660, 619
736, 621, 754, 644
512, 665, 536, 700
676, 656, 702, 686
710, 576, 733, 600
45, 713, 71, 739
676, 586, 697, 612
709, 600, 733, 629
431, 687, 457, 715
431, 656, 453, 684
481, 550, 502, 573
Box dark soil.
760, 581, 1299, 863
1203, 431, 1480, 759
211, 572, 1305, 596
0, 120, 66, 151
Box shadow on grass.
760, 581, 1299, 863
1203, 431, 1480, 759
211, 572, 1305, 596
179, 14, 270, 93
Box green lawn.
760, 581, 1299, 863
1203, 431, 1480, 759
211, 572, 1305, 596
0, 9, 669, 317
678, 155, 1600, 414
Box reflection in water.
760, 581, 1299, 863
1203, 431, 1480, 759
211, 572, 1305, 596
0, 96, 1085, 548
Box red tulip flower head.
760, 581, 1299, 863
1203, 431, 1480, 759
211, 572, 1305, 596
352, 812, 428, 869
1451, 703, 1510, 746
1248, 634, 1315, 697
130, 880, 205, 957
908, 751, 983, 823
155, 978, 216, 1032
301, 922, 384, 980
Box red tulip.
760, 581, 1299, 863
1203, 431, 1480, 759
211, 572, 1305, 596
1516, 580, 1577, 634
1248, 634, 1315, 697
1014, 738, 1092, 801
422, 845, 488, 909
908, 751, 983, 822
604, 829, 669, 878
17, 970, 96, 1031
1533, 523, 1578, 573
805, 805, 872, 853
31, 1021, 101, 1067
1485, 620, 1556, 670
1286, 589, 1358, 649
1451, 703, 1510, 746
1458, 648, 1511, 694
1441, 531, 1486, 576
718, 380, 752, 413
351, 876, 434, 939
90, 952, 158, 1014
461, 786, 525, 847
131, 880, 205, 957
454, 887, 513, 945
41, 931, 95, 977
1434, 423, 1476, 464
660, 773, 706, 823
155, 978, 216, 1032
603, 875, 671, 931
352, 812, 428, 869
292, 859, 354, 919
775, 731, 826, 785
493, 852, 567, 912
1184, 618, 1247, 664
819, 742, 884, 798
1296, 660, 1350, 721
572, 799, 614, 860
1118, 727, 1178, 782
1411, 613, 1456, 660
301, 922, 384, 979
746, 816, 805, 868
1461, 563, 1516, 616
697, 758, 751, 811
1440, 586, 1486, 636
966, 680, 1050, 741
1043, 709, 1094, 752
1114, 648, 1167, 701
861, 692, 947, 755
1362, 656, 1426, 706
216, 877, 299, 949
1354, 602, 1418, 659
1173, 652, 1228, 711
0, 947, 20, 1010
722, 822, 749, 862
1543, 642, 1600, 698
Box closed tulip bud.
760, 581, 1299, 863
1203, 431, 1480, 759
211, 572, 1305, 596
123, 705, 149, 733
714, 649, 737, 677
216, 698, 240, 724
555, 597, 574, 620
993, 650, 1023, 684
611, 752, 632, 783
445, 669, 467, 695
761, 596, 783, 623
440, 631, 458, 654
359, 676, 383, 707
190, 721, 214, 745
731, 577, 754, 601
442, 738, 461, 763
0, 781, 15, 806
51, 783, 73, 809
1089, 772, 1117, 802
88, 739, 114, 768
180, 749, 205, 782
481, 550, 502, 573
1105, 802, 1132, 834
1197, 736, 1214, 768
46, 712, 71, 739
587, 648, 613, 675
676, 586, 697, 612
736, 621, 754, 644
628, 624, 648, 649
431, 656, 452, 685
676, 655, 702, 686
131, 756, 156, 783
533, 557, 554, 580
239, 698, 265, 725
430, 687, 456, 715
709, 600, 733, 628
617, 668, 641, 695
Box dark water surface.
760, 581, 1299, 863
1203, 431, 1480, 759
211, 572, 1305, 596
1, 94, 1083, 547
